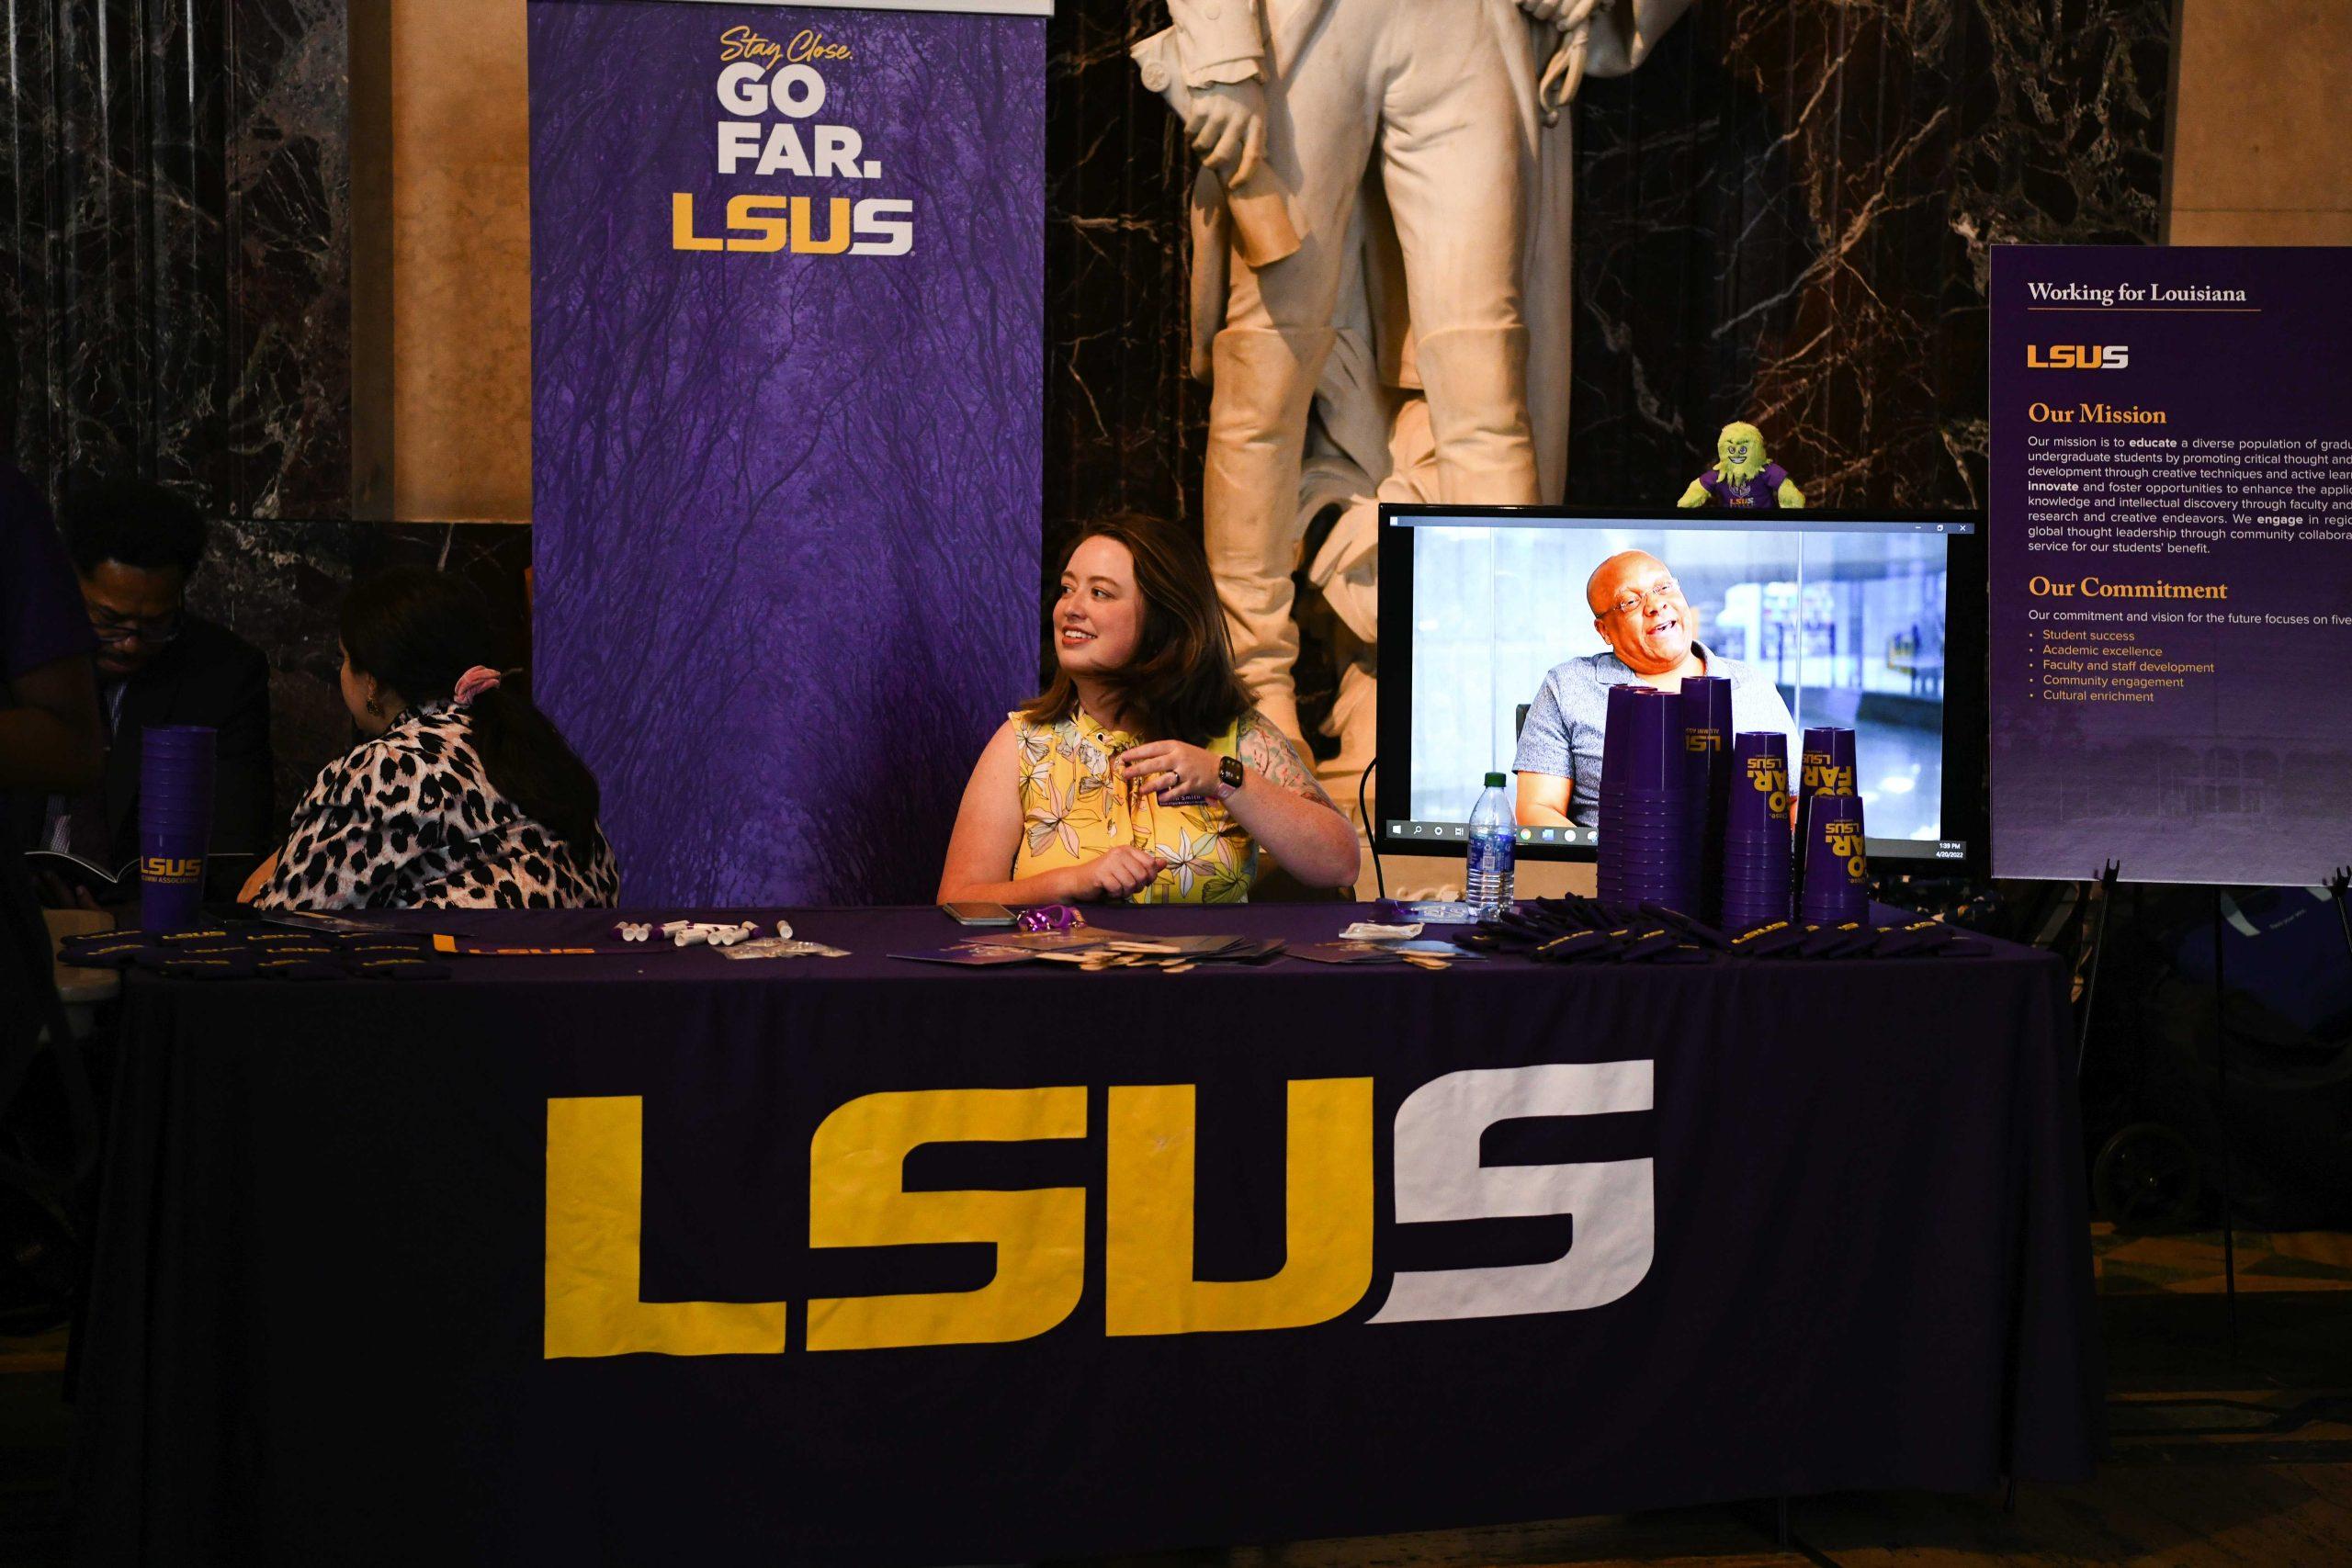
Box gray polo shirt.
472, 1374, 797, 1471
1512, 643, 1800, 828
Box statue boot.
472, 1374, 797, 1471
1204, 323, 1338, 746
1412, 324, 1542, 504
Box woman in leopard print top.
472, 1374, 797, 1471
245, 568, 618, 911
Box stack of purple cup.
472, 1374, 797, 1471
1792, 726, 1858, 897
1680, 676, 1733, 926
1800, 788, 1870, 925
1598, 682, 1697, 914
139, 725, 218, 933
1721, 731, 1793, 929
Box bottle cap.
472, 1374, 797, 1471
1486, 772, 1507, 788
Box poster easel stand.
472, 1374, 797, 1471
2080, 866, 2240, 1352
2074, 860, 2121, 1078
2211, 887, 2240, 1356
2193, 869, 2352, 1360
2330, 867, 2351, 964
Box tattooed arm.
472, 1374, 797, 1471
1223, 711, 1363, 887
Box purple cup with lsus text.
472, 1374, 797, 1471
138, 726, 217, 932
1798, 791, 1869, 926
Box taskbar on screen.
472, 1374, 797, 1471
1385, 821, 1968, 863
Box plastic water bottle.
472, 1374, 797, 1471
1466, 772, 1517, 919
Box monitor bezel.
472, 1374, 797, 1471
1372, 502, 1989, 874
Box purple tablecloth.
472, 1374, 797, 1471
74, 902, 2100, 1564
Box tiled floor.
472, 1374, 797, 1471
2095, 1224, 2352, 1295
5, 1235, 2348, 1567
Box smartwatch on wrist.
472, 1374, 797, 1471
1216, 754, 1245, 798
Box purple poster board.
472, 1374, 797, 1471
529, 0, 1045, 904
1988, 246, 2352, 887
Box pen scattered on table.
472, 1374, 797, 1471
56, 925, 450, 982
1451, 898, 1988, 964
1295, 940, 1463, 970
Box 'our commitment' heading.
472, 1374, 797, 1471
2027, 577, 2229, 600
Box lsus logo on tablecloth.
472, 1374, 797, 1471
543, 1063, 1658, 1359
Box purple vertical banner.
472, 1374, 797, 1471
529, 0, 1046, 904
1989, 246, 2352, 886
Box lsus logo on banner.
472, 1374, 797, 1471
673, 23, 915, 256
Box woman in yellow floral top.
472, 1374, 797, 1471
939, 514, 1361, 906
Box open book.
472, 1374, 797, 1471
24, 847, 256, 905
23, 848, 139, 900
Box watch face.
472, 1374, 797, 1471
1219, 755, 1245, 789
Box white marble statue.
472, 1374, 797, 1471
1135, 0, 1690, 795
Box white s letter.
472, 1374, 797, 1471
849, 198, 913, 257
1370, 1062, 1653, 1324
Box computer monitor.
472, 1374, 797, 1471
1374, 504, 1986, 870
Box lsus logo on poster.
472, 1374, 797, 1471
670, 27, 915, 256
2025, 344, 2131, 369
543, 1062, 1657, 1359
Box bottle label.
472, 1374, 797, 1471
1467, 832, 1514, 877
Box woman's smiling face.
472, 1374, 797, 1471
1054, 536, 1144, 675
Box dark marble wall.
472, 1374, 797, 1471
1043, 6, 1204, 570
1043, 0, 2172, 537
2, 0, 382, 833
0, 0, 351, 518
1567, 0, 2170, 512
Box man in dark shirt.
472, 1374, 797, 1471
28, 479, 274, 900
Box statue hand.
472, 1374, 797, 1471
1519, 0, 1605, 28
1187, 78, 1268, 186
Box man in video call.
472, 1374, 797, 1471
23, 479, 274, 904
1514, 549, 1796, 829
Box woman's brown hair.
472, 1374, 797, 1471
1017, 513, 1255, 745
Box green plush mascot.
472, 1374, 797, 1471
1677, 422, 1804, 511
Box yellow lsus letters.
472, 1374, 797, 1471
544, 1097, 788, 1359
1104, 1079, 1373, 1337
805, 1088, 1089, 1351
1744, 757, 1789, 816
1801, 752, 1855, 795
671, 192, 912, 257
1823, 818, 1866, 882
544, 1064, 1653, 1359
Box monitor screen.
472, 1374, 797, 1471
1374, 505, 1985, 868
